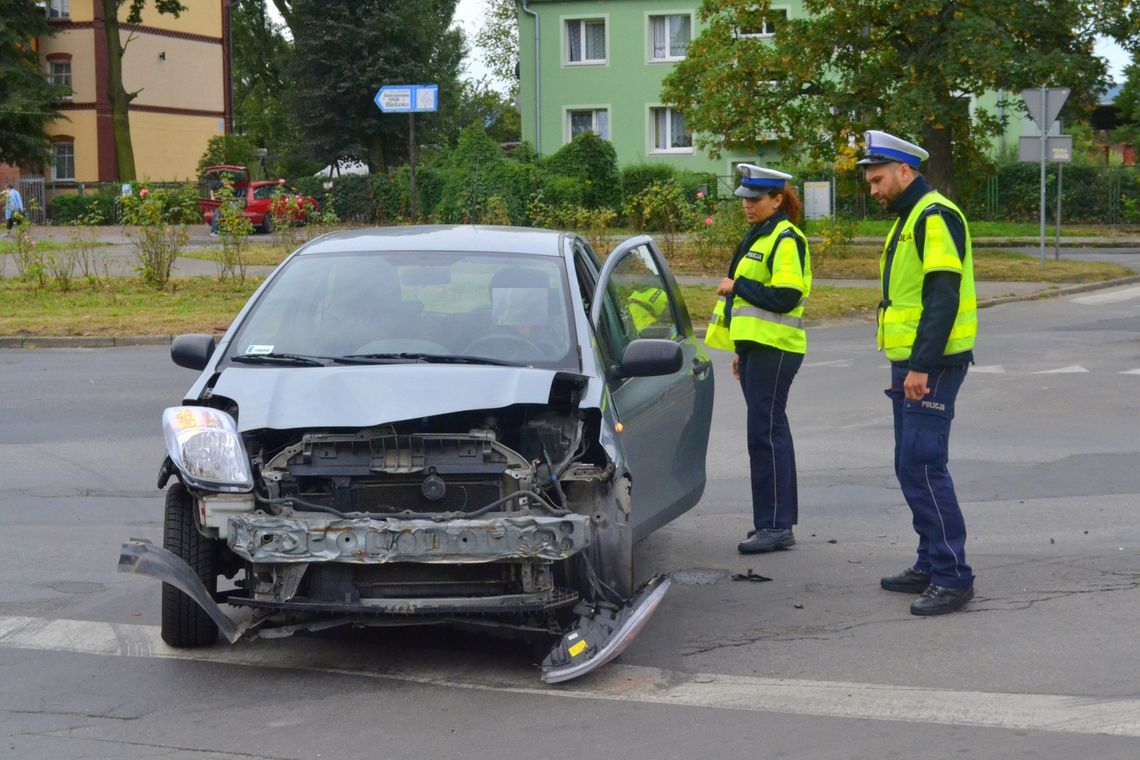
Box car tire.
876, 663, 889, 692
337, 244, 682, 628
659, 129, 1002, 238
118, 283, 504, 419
261, 213, 274, 235
160, 482, 219, 648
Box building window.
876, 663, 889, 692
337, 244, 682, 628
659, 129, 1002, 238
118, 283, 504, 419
48, 60, 72, 92
52, 141, 74, 181
649, 14, 691, 61
568, 109, 609, 141
737, 7, 787, 38
46, 0, 70, 18
650, 107, 692, 152
567, 18, 606, 64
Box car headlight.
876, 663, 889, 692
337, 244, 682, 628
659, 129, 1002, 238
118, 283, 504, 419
162, 406, 253, 492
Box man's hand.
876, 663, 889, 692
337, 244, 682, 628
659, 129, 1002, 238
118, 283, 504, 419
732, 354, 740, 381
716, 277, 735, 296
903, 370, 929, 401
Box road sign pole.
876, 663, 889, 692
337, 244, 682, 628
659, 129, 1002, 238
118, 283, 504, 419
1039, 86, 1047, 270
409, 112, 417, 222
1055, 162, 1063, 260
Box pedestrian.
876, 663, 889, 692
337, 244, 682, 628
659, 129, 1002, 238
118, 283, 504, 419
705, 164, 812, 554
4, 183, 25, 232
858, 130, 978, 615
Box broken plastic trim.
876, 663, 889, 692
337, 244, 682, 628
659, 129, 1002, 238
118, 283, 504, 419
540, 574, 671, 684
117, 538, 248, 644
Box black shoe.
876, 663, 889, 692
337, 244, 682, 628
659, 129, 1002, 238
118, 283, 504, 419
910, 583, 974, 616
737, 528, 795, 554
880, 567, 932, 594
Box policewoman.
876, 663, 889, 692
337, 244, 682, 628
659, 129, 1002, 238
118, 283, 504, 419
706, 164, 811, 554
858, 130, 977, 615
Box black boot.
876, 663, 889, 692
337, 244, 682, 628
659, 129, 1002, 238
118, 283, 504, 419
910, 583, 974, 615
880, 567, 932, 594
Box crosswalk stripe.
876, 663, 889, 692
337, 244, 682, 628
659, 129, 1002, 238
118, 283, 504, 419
1031, 365, 1089, 374
1071, 286, 1140, 305
2, 615, 1140, 737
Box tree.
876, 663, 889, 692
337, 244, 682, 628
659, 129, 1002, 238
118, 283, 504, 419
474, 0, 519, 100
0, 0, 67, 168
447, 78, 521, 146
101, 0, 187, 181
286, 0, 465, 172
1112, 51, 1140, 145
663, 0, 1117, 197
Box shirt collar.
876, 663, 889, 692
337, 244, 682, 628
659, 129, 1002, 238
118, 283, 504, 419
887, 175, 932, 218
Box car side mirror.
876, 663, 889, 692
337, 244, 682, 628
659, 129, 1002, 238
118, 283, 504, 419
171, 333, 216, 371
618, 339, 682, 378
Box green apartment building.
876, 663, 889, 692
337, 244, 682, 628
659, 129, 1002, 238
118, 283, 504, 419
517, 0, 805, 178
516, 1, 1043, 182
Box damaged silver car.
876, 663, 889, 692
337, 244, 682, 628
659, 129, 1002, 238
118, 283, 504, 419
120, 226, 713, 682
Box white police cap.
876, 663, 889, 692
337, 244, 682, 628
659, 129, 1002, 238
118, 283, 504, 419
734, 163, 793, 198
856, 130, 929, 168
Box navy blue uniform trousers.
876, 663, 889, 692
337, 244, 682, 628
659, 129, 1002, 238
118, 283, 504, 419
886, 363, 974, 589
739, 344, 802, 531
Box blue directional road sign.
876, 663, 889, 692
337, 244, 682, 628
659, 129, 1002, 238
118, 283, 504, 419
374, 85, 438, 113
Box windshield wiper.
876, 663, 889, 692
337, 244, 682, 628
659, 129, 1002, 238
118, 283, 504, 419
230, 352, 326, 367
334, 352, 523, 367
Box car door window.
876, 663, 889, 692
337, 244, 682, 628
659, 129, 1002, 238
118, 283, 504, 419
599, 244, 680, 358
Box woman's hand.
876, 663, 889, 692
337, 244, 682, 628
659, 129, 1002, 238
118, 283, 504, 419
732, 354, 740, 380
716, 277, 735, 297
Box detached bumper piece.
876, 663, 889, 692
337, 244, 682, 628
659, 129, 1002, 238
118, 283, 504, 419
118, 539, 247, 643
228, 512, 591, 564
540, 574, 671, 684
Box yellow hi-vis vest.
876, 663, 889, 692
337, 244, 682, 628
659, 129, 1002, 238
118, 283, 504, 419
705, 219, 811, 354
628, 286, 670, 335
877, 191, 977, 361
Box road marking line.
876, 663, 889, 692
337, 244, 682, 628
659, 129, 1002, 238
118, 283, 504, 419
1121, 369, 1140, 375
1031, 365, 1089, 374
971, 365, 1006, 374
803, 359, 853, 368
2, 615, 1140, 737
1071, 287, 1140, 305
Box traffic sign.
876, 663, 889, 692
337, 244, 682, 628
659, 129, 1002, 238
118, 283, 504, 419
1018, 135, 1073, 163
1021, 87, 1069, 131
374, 85, 438, 113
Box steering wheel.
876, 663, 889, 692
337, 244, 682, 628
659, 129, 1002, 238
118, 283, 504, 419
462, 331, 543, 362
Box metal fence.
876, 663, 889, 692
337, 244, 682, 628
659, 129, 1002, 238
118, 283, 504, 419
17, 175, 46, 223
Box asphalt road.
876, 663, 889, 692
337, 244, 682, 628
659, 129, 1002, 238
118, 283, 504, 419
1, 286, 1138, 758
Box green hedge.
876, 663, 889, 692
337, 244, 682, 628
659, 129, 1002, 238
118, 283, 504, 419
48, 190, 118, 225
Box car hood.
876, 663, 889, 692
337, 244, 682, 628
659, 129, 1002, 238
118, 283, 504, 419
208, 364, 580, 432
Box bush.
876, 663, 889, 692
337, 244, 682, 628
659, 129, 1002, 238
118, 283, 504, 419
48, 190, 116, 225
622, 180, 696, 256
620, 164, 675, 208
119, 186, 192, 289
330, 174, 374, 223
692, 199, 749, 271
543, 132, 620, 210
538, 174, 584, 209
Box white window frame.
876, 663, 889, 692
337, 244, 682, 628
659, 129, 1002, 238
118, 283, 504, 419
735, 6, 788, 39
563, 16, 609, 66
48, 60, 72, 96
564, 106, 611, 143
51, 141, 75, 181
646, 12, 694, 63
648, 106, 693, 154
46, 0, 70, 18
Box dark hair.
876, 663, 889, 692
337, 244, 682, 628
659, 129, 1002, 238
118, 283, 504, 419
768, 183, 803, 225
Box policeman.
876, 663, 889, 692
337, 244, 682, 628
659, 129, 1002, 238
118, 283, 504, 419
858, 130, 977, 615
706, 164, 811, 554
627, 286, 670, 336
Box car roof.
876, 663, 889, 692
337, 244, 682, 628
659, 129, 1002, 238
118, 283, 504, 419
296, 225, 567, 257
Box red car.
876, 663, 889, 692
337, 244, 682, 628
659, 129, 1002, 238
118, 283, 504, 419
199, 165, 319, 233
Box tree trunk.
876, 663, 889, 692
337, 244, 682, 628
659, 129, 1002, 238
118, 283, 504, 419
103, 0, 136, 181
922, 123, 955, 200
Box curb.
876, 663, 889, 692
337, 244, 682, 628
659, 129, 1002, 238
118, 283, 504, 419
4, 274, 1139, 349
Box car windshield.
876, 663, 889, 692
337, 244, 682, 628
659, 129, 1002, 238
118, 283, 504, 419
227, 250, 579, 369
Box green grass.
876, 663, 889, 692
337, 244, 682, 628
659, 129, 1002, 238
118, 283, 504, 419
848, 220, 1127, 238
809, 245, 1131, 282
0, 239, 109, 254
0, 276, 257, 336
680, 284, 879, 326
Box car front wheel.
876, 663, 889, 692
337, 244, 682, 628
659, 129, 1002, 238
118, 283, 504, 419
160, 482, 219, 647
